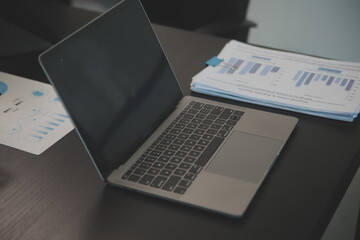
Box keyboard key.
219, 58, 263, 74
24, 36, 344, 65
198, 124, 210, 130
188, 109, 198, 114
222, 125, 233, 131
134, 168, 146, 175
226, 119, 237, 126
155, 145, 167, 151
160, 139, 172, 145
122, 170, 132, 179
164, 150, 175, 156
210, 123, 222, 130
180, 145, 192, 152
148, 168, 160, 175
153, 162, 165, 169
206, 129, 218, 135
184, 140, 196, 146
174, 187, 187, 195
192, 102, 204, 109
165, 134, 176, 140
175, 123, 186, 129
198, 139, 210, 146
170, 157, 182, 164
194, 129, 205, 135
210, 106, 224, 115
193, 145, 205, 152
204, 104, 214, 109
162, 176, 181, 192
160, 169, 172, 177
206, 114, 217, 120
179, 119, 190, 124
234, 110, 244, 116
179, 180, 192, 188
230, 115, 241, 121
188, 151, 201, 158
179, 162, 191, 170
150, 176, 167, 188
215, 119, 226, 124
184, 173, 197, 181
139, 163, 152, 169
189, 134, 201, 141
189, 165, 202, 174
178, 133, 190, 140
200, 108, 210, 114
217, 130, 229, 138
150, 150, 162, 157
175, 151, 187, 158
184, 156, 196, 164
195, 136, 224, 167
173, 139, 185, 145
144, 156, 157, 163
202, 119, 214, 125
182, 128, 193, 134
174, 169, 186, 176
128, 174, 141, 182
168, 144, 180, 151
158, 156, 170, 163
190, 118, 201, 124
195, 113, 206, 119
202, 134, 214, 140
219, 108, 234, 119
170, 129, 181, 134
165, 163, 177, 171
139, 174, 155, 185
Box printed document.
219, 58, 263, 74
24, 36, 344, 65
0, 72, 74, 154
191, 40, 360, 121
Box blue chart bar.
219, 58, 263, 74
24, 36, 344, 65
261, 65, 273, 76
326, 76, 335, 86
228, 59, 244, 74
249, 63, 262, 74
314, 74, 322, 81
240, 62, 255, 75
304, 73, 315, 85
252, 55, 271, 61
296, 72, 309, 87
346, 80, 355, 91
293, 70, 302, 81
341, 79, 348, 86
335, 78, 341, 84
318, 67, 342, 74
219, 57, 237, 74
271, 67, 280, 73
321, 75, 328, 81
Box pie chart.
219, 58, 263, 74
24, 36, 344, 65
0, 81, 8, 95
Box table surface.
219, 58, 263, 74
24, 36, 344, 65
1, 4, 360, 240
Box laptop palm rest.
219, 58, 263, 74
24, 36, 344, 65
206, 131, 283, 184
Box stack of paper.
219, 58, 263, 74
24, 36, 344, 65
191, 40, 360, 121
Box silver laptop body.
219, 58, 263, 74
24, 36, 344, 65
39, 0, 297, 217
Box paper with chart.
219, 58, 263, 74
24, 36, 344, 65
191, 40, 360, 121
0, 72, 73, 154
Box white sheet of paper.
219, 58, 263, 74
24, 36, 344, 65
0, 72, 74, 154
192, 40, 360, 121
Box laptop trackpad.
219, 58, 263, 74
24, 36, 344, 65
206, 131, 283, 184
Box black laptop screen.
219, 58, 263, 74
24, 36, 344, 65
39, 0, 183, 179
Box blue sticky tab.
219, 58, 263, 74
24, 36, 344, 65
206, 57, 223, 67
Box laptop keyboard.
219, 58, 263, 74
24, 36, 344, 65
122, 101, 243, 195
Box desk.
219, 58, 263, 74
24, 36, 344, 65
1, 7, 360, 240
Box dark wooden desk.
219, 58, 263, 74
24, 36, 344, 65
0, 6, 360, 240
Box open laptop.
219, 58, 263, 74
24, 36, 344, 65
39, 0, 298, 217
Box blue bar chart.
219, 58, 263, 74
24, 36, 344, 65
293, 70, 356, 91
218, 57, 281, 77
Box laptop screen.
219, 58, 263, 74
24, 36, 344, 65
39, 0, 183, 179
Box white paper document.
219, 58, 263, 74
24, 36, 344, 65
191, 40, 360, 121
0, 72, 74, 154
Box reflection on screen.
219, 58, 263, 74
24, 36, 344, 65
40, 0, 183, 179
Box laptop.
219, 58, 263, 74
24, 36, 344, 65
39, 0, 298, 217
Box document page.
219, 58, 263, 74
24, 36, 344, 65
0, 72, 74, 154
191, 40, 360, 121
